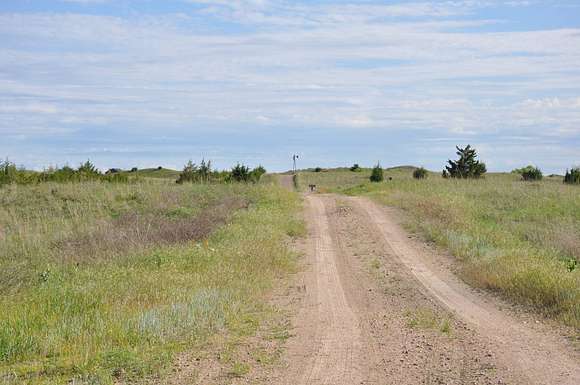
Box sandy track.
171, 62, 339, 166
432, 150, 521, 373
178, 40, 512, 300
354, 196, 580, 385
275, 192, 579, 385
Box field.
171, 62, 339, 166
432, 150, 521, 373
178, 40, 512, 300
0, 178, 304, 384
297, 168, 580, 328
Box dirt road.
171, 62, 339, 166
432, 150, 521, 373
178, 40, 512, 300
274, 185, 579, 384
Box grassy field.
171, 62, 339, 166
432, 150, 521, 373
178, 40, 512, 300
297, 168, 580, 329
0, 179, 303, 384
118, 167, 181, 180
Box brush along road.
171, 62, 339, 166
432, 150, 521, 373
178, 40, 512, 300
273, 180, 579, 384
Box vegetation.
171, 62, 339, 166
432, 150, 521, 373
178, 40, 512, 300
442, 145, 487, 179
176, 159, 218, 184
369, 163, 384, 183
0, 181, 303, 384
350, 164, 362, 172
513, 165, 543, 181
564, 168, 580, 185
0, 160, 128, 186
413, 167, 428, 179
299, 168, 580, 328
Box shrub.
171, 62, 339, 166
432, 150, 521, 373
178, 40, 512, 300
314, 167, 322, 173
370, 163, 384, 182
250, 165, 266, 182
443, 145, 486, 179
413, 167, 428, 179
350, 164, 361, 172
514, 165, 543, 181
231, 163, 251, 182
564, 168, 580, 185
176, 159, 214, 184
130, 167, 138, 172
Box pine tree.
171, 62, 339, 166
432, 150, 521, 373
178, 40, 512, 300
370, 163, 384, 182
444, 145, 486, 179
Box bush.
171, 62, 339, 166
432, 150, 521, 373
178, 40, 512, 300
413, 167, 428, 179
443, 145, 486, 179
564, 168, 580, 185
250, 165, 266, 182
514, 165, 543, 181
176, 159, 214, 184
231, 163, 251, 182
370, 163, 384, 182
314, 167, 322, 173
350, 164, 361, 172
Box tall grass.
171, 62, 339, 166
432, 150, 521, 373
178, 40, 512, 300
0, 181, 303, 384
299, 169, 580, 328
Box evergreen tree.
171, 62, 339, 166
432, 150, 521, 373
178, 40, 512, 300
444, 145, 486, 179
370, 163, 384, 182
564, 168, 580, 185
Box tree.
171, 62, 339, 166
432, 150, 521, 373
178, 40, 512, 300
176, 160, 198, 184
231, 163, 251, 182
250, 165, 266, 182
443, 145, 486, 179
513, 165, 543, 181
350, 163, 361, 172
370, 163, 384, 182
564, 168, 580, 185
413, 167, 428, 179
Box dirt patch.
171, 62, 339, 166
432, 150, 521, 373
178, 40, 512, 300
271, 194, 579, 384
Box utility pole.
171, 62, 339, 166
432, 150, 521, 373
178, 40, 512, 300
292, 154, 299, 174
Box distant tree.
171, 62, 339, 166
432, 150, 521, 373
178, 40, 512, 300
176, 160, 198, 184
314, 167, 322, 172
78, 160, 100, 176
513, 165, 543, 181
130, 167, 138, 172
443, 145, 486, 179
370, 163, 384, 182
350, 163, 361, 172
564, 168, 580, 185
413, 167, 428, 179
250, 165, 266, 182
231, 163, 251, 182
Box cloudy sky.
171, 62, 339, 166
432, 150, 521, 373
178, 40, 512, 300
1, 0, 579, 172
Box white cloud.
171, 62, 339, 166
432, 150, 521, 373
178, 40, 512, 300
1, 1, 579, 171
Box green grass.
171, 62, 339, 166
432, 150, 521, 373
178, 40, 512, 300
0, 180, 304, 384
298, 168, 580, 329
120, 167, 180, 179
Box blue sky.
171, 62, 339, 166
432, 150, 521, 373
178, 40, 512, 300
1, 1, 579, 172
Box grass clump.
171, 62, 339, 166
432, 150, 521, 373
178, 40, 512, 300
0, 180, 302, 384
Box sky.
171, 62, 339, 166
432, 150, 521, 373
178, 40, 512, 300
0, 0, 579, 173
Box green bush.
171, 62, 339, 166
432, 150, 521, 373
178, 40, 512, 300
564, 168, 580, 185
413, 167, 428, 179
370, 163, 384, 182
231, 163, 251, 182
350, 164, 361, 172
443, 145, 486, 179
250, 165, 266, 182
314, 167, 322, 173
176, 159, 214, 184
514, 165, 543, 181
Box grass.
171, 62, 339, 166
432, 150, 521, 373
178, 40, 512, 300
405, 308, 452, 335
298, 168, 580, 329
0, 180, 304, 384
120, 167, 180, 179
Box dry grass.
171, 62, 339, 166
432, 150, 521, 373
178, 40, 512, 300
0, 180, 304, 384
